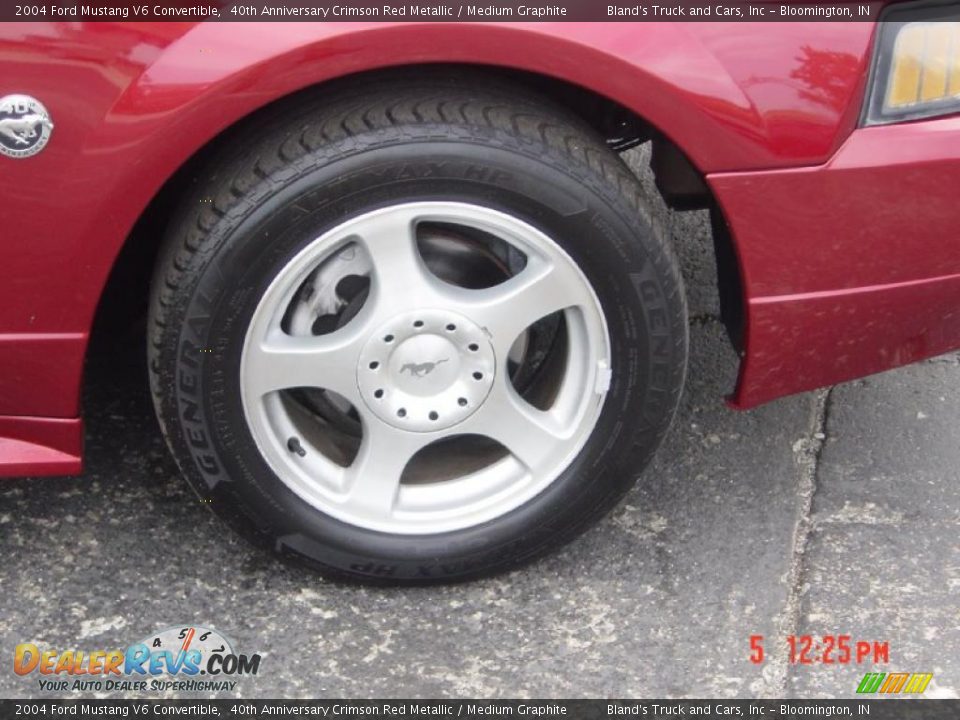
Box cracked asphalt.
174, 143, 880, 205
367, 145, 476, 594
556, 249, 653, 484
1, 147, 958, 700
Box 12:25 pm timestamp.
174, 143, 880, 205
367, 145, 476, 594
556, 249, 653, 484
749, 635, 890, 665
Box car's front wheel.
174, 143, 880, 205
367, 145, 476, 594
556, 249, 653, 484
148, 75, 687, 582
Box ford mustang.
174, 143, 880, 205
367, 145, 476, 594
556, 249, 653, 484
2, 6, 959, 581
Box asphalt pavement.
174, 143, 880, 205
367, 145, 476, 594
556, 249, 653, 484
1, 147, 957, 699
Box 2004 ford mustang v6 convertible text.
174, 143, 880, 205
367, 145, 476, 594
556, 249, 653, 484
2, 7, 960, 581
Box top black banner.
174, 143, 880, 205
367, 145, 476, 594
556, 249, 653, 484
0, 0, 913, 23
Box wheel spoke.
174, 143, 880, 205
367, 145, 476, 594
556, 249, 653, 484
462, 381, 569, 472
244, 328, 363, 402
341, 421, 427, 519
453, 260, 587, 359
356, 208, 437, 307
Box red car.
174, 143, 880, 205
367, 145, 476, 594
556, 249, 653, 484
2, 9, 958, 582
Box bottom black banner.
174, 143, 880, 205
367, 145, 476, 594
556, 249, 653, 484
0, 700, 957, 719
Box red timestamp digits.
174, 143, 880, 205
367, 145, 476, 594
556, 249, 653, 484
748, 635, 890, 665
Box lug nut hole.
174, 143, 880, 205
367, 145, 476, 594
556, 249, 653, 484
374, 389, 384, 399
413, 320, 424, 328
468, 343, 479, 352
458, 397, 468, 407
473, 372, 483, 380
445, 323, 456, 332
369, 361, 380, 370
383, 334, 394, 343
397, 408, 407, 418
429, 411, 439, 421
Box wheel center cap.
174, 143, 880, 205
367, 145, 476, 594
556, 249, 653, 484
389, 335, 460, 396
358, 309, 496, 432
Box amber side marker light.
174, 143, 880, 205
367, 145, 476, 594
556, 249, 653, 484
864, 4, 960, 125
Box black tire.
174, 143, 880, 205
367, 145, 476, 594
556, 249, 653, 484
148, 72, 687, 583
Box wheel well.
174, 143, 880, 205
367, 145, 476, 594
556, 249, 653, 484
89, 63, 743, 352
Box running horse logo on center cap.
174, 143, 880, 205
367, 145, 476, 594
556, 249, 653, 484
400, 358, 449, 378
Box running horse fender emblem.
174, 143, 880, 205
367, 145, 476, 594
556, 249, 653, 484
0, 95, 54, 159
400, 359, 449, 378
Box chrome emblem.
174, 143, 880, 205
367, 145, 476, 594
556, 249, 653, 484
400, 359, 449, 378
0, 95, 53, 159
